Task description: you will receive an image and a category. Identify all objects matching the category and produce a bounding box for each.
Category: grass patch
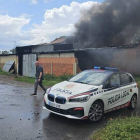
[44,73,72,81]
[0,68,10,75]
[15,74,72,87]
[0,68,72,86]
[1,67,139,87]
[91,116,140,140]
[15,76,35,84]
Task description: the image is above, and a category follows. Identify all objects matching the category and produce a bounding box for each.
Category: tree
[2,51,10,54]
[10,48,16,54]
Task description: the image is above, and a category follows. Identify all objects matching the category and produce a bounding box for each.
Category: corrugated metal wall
[23,54,36,77]
[53,44,73,51]
[32,45,54,53]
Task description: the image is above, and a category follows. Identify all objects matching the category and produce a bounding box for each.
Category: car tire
[128,94,137,110]
[88,101,104,122]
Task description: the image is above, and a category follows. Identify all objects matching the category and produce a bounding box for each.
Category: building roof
[49,37,66,45]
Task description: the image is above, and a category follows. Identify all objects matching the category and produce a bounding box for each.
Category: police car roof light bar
[94,66,119,71]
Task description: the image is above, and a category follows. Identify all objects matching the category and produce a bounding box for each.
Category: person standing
[30,61,46,96]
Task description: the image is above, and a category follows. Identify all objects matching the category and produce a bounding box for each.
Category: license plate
[48,101,61,109]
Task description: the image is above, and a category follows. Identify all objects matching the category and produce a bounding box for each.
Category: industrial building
[15,42,80,77]
[0,40,140,77]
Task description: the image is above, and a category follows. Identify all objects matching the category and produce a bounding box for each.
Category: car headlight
[69,95,90,102]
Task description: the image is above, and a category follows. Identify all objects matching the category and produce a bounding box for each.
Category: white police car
[43,67,139,122]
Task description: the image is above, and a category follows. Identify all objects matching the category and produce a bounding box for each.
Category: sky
[0,0,104,50]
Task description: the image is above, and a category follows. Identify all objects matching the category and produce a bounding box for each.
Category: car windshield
[69,71,109,85]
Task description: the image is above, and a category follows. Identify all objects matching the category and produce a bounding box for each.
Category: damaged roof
[49,37,66,45]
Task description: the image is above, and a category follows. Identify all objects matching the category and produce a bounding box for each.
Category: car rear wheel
[128,94,137,110]
[88,101,104,122]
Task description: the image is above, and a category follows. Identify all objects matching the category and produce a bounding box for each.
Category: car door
[104,73,122,110]
[119,73,134,105]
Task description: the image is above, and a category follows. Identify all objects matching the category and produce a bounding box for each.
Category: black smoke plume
[66,0,140,48]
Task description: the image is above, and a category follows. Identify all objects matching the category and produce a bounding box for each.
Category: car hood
[49,81,99,98]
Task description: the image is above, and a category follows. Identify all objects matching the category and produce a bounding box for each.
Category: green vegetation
[43,74,72,86]
[13,75,71,87]
[133,75,140,86]
[91,116,140,140]
[0,68,10,75]
[0,68,72,86]
[15,76,35,84]
[16,74,72,86]
[1,68,140,87]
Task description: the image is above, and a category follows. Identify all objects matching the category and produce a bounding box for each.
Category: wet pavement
[0,75,140,140]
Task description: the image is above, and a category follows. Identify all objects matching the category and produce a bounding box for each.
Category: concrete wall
[0,55,18,72]
[38,53,78,76]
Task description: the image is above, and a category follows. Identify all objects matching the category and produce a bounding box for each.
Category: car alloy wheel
[131,95,137,108]
[88,101,104,122]
[128,94,137,110]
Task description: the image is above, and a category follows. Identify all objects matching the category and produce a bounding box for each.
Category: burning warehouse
[1,0,140,76]
[13,42,140,76]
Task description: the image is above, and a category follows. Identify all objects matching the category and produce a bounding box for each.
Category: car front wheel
[128,94,137,110]
[88,101,104,122]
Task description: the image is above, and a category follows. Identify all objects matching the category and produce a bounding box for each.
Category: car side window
[129,75,134,83]
[120,74,132,85]
[110,74,120,86]
[104,80,109,89]
[104,74,120,89]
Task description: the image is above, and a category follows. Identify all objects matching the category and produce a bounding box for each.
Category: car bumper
[43,96,89,120]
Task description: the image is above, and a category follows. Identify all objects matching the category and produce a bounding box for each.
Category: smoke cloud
[66,0,140,48]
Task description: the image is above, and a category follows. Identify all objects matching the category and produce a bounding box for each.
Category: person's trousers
[34,79,46,94]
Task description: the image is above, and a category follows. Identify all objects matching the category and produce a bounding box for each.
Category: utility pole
[41,39,44,44]
[14,41,16,48]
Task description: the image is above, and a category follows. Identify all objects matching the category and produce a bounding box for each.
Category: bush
[91,116,140,140]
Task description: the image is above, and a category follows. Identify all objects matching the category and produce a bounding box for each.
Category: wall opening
[18,54,23,75]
